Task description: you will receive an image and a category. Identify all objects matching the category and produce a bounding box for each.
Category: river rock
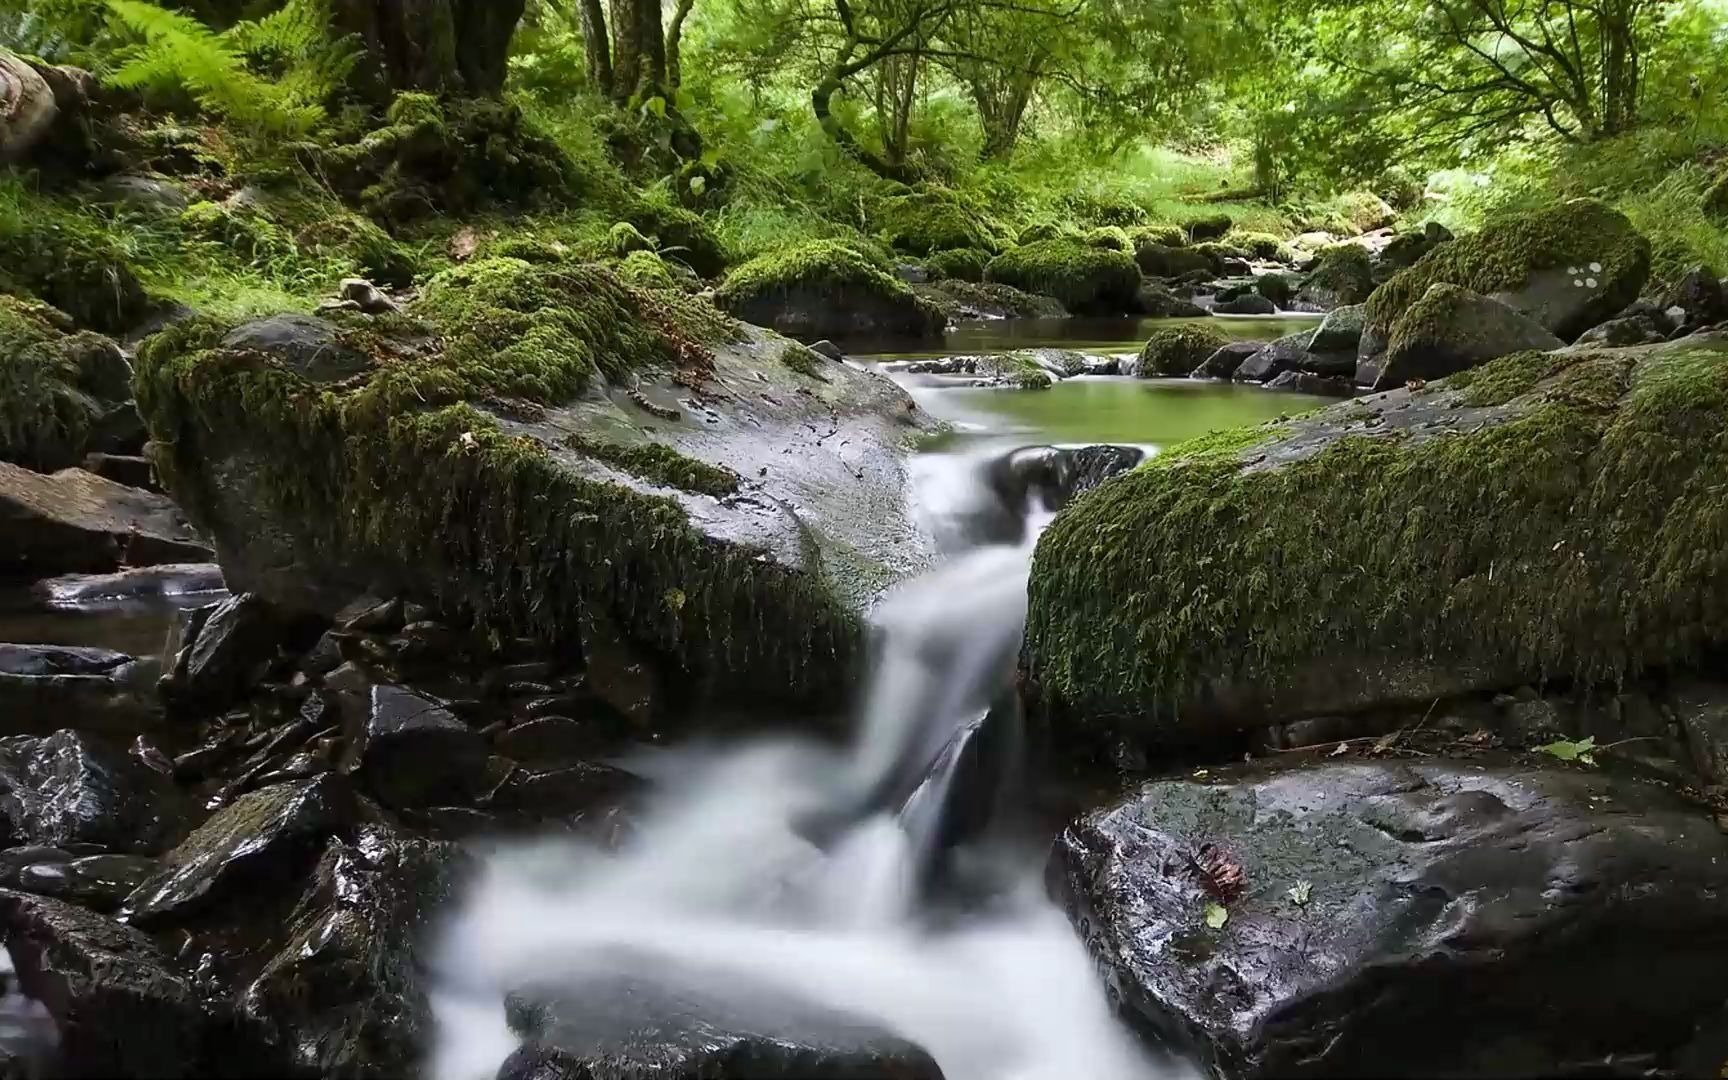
[32,562,225,606]
[1133,283,1209,318]
[0,464,212,575]
[715,242,943,340]
[1214,293,1276,316]
[137,259,938,715]
[1135,243,1213,279]
[17,853,157,911]
[1263,370,1352,396]
[0,730,182,854]
[344,684,487,809]
[122,776,356,925]
[1254,274,1294,309]
[1055,758,1728,1078]
[221,314,376,383]
[1232,331,1315,383]
[1659,266,1726,330]
[241,824,455,1077]
[1191,341,1261,380]
[499,977,943,1080]
[1307,304,1364,354]
[1674,680,1728,786]
[1369,284,1565,389]
[494,716,601,766]
[164,593,292,711]
[1023,333,1728,739]
[1292,246,1373,311]
[0,643,159,737]
[1576,313,1668,347]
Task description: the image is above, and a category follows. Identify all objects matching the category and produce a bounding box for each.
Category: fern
[102,0,354,138]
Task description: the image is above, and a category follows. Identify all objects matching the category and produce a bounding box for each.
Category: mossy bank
[137,257,939,712]
[1023,334,1728,743]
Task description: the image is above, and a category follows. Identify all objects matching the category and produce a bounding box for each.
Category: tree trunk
[579,0,615,98]
[665,0,696,90]
[636,0,667,100]
[1598,3,1639,136]
[812,67,918,184]
[609,0,641,104]
[332,0,527,101]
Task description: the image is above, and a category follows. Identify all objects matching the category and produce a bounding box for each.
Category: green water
[863,314,1334,449]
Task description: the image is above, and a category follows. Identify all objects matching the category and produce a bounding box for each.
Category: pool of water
[861,315,1333,449]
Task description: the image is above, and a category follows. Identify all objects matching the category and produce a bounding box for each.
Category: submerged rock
[136,259,938,714]
[0,643,159,737]
[0,463,212,576]
[31,562,225,605]
[1023,334,1728,739]
[1369,284,1564,389]
[1055,758,1728,1078]
[0,730,182,853]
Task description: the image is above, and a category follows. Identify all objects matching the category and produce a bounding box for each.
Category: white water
[429,447,1179,1080]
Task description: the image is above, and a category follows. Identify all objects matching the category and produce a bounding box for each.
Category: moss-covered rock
[1017,221,1073,245]
[1370,284,1564,390]
[1186,214,1232,242]
[608,222,654,257]
[1363,200,1650,345]
[1294,244,1374,311]
[1228,232,1293,261]
[136,259,940,713]
[923,248,989,283]
[1134,242,1212,279]
[1023,334,1728,743]
[0,201,153,334]
[0,296,129,470]
[715,240,944,341]
[984,241,1141,314]
[292,211,418,287]
[1061,192,1148,227]
[914,280,1068,321]
[875,189,1002,256]
[616,250,679,290]
[1129,224,1187,250]
[1085,226,1132,252]
[628,199,726,278]
[1136,324,1229,378]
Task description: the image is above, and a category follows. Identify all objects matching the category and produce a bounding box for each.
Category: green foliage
[566,433,741,496]
[1536,736,1598,765]
[984,240,1141,313]
[1138,323,1229,377]
[874,189,1002,255]
[1085,226,1132,252]
[610,222,654,256]
[0,176,153,332]
[103,0,356,138]
[0,296,105,469]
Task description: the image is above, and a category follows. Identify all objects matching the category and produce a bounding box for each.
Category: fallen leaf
[450,226,486,261]
[1462,728,1495,746]
[1536,736,1597,766]
[1329,741,1349,757]
[1204,903,1229,929]
[1287,880,1313,906]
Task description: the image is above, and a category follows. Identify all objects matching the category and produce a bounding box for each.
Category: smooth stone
[1377,284,1565,390]
[31,563,225,605]
[1191,341,1262,380]
[1308,303,1365,354]
[0,464,211,575]
[0,645,159,737]
[1233,331,1316,383]
[0,730,182,854]
[18,853,156,911]
[221,315,373,384]
[344,685,487,810]
[166,594,290,712]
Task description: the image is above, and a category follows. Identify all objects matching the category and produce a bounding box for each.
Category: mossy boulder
[914,280,1067,321]
[875,189,1001,256]
[1369,284,1564,390]
[1024,334,1728,743]
[1363,200,1650,351]
[628,199,726,278]
[616,250,679,290]
[1136,324,1229,378]
[1130,224,1187,250]
[1228,232,1292,261]
[715,240,944,341]
[608,222,654,257]
[0,296,132,470]
[985,241,1141,314]
[923,248,989,284]
[136,258,940,713]
[1186,214,1232,241]
[0,204,152,334]
[1293,245,1374,312]
[1085,226,1132,252]
[1134,242,1212,279]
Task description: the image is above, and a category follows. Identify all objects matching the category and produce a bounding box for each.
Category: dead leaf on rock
[450,226,487,262]
[1188,842,1246,903]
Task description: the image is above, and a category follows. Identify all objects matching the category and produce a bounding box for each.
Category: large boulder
[1134,242,1213,279]
[0,729,183,853]
[874,189,1002,256]
[985,240,1142,314]
[1137,324,1229,378]
[1367,284,1565,389]
[914,280,1067,320]
[1057,758,1728,1078]
[1292,246,1373,311]
[714,241,944,341]
[136,259,938,714]
[0,51,57,165]
[0,296,136,471]
[1362,200,1650,363]
[1023,334,1728,741]
[0,462,212,576]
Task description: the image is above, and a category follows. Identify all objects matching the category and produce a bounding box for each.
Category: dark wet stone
[1264,370,1353,396]
[17,853,156,912]
[1307,304,1365,355]
[0,647,159,738]
[499,976,943,1080]
[1214,293,1276,316]
[241,824,456,1078]
[1191,341,1261,380]
[1232,331,1316,383]
[344,685,487,810]
[31,562,224,605]
[0,730,182,854]
[0,463,212,575]
[1056,758,1728,1078]
[121,776,356,926]
[1254,274,1295,309]
[1377,285,1565,390]
[1576,314,1668,347]
[1133,284,1208,318]
[221,315,373,384]
[80,451,157,491]
[494,717,601,766]
[1675,679,1728,787]
[0,890,275,1077]
[1657,266,1726,328]
[168,593,290,711]
[487,762,637,822]
[581,617,660,729]
[336,595,405,634]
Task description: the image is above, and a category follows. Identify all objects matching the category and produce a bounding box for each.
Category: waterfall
[429,443,1173,1080]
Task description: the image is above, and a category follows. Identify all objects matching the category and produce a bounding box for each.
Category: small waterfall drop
[429,442,1171,1080]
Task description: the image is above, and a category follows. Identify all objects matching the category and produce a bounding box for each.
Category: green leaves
[1287,880,1313,906]
[1536,736,1598,766]
[1203,903,1230,929]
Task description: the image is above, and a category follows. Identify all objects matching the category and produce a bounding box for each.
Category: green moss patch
[984,240,1141,314]
[1025,338,1728,734]
[716,240,919,312]
[628,198,726,278]
[924,248,989,283]
[617,250,678,289]
[1364,200,1650,335]
[0,296,107,469]
[1301,245,1374,306]
[1138,324,1230,377]
[875,189,1002,255]
[566,434,740,497]
[1229,231,1292,261]
[0,184,154,333]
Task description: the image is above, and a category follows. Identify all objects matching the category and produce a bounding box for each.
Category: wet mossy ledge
[137,256,938,710]
[1023,334,1728,742]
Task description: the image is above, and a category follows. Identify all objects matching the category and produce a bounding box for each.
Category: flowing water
[429,444,1184,1080]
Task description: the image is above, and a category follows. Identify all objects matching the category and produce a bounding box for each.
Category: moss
[1363,200,1650,335]
[629,198,726,277]
[1023,339,1728,733]
[1085,226,1132,252]
[617,250,678,289]
[779,342,826,380]
[1187,213,1233,240]
[977,352,1054,390]
[984,240,1142,314]
[135,262,853,704]
[924,247,989,283]
[1138,323,1229,377]
[292,212,417,287]
[1706,169,1728,219]
[915,280,1068,320]
[0,296,105,469]
[876,189,1001,256]
[609,222,654,257]
[1302,244,1375,306]
[0,188,154,333]
[1130,224,1187,249]
[1018,221,1073,245]
[566,433,740,497]
[1061,192,1148,227]
[182,201,296,264]
[716,240,907,307]
[1229,231,1293,261]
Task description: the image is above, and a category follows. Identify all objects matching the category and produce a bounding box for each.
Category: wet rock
[122,776,356,925]
[499,977,943,1080]
[1056,759,1728,1078]
[809,340,844,361]
[31,562,224,606]
[1577,313,1668,347]
[220,315,373,384]
[168,594,290,711]
[1135,243,1214,279]
[1254,274,1294,309]
[0,464,212,575]
[1264,370,1352,396]
[1307,304,1364,355]
[1674,680,1728,786]
[0,730,181,854]
[0,644,159,737]
[338,277,399,315]
[336,595,406,633]
[240,825,455,1078]
[582,616,660,729]
[487,761,638,822]
[1214,293,1276,316]
[1293,246,1374,311]
[79,451,157,490]
[1232,331,1315,383]
[1191,341,1262,380]
[1133,283,1209,318]
[343,685,487,810]
[17,854,156,912]
[1659,267,1726,330]
[1372,284,1564,390]
[495,716,602,766]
